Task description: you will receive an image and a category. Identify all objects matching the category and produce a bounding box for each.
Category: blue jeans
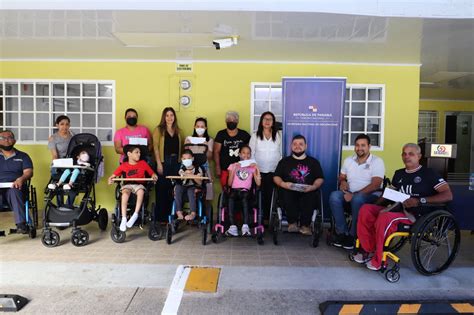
[329,190,378,236]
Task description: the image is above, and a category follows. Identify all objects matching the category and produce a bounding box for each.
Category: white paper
[52,158,73,167]
[290,183,311,192]
[383,188,410,203]
[188,137,206,144]
[0,182,13,188]
[238,159,256,168]
[129,137,148,145]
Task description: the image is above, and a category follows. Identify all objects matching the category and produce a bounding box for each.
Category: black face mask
[292,151,305,157]
[226,122,237,130]
[0,144,14,151]
[126,117,138,126]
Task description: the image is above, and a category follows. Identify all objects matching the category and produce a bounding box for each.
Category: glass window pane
[98,114,112,127]
[36,97,50,111]
[352,88,366,101]
[21,83,34,96]
[344,102,349,115]
[36,83,49,96]
[351,102,365,116]
[83,128,96,135]
[98,99,112,112]
[82,114,96,127]
[98,84,112,97]
[67,98,80,112]
[254,87,269,100]
[343,133,348,146]
[350,133,359,145]
[255,101,269,115]
[70,128,80,135]
[83,84,96,97]
[345,89,350,101]
[53,83,65,96]
[351,118,364,131]
[53,98,65,112]
[6,113,19,125]
[367,118,380,132]
[6,83,18,95]
[6,98,19,111]
[98,129,113,141]
[367,103,381,116]
[20,97,34,111]
[83,98,96,112]
[20,128,34,141]
[36,113,50,127]
[36,128,50,141]
[344,117,349,131]
[368,88,381,101]
[69,114,80,127]
[21,113,34,126]
[67,83,80,96]
[0,83,3,95]
[367,133,380,146]
[270,87,282,101]
[254,116,260,131]
[271,101,282,116]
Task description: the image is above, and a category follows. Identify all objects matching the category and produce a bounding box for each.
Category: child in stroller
[48,150,90,191]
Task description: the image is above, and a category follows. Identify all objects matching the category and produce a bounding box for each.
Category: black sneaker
[16,223,28,234]
[342,235,354,250]
[332,233,345,248]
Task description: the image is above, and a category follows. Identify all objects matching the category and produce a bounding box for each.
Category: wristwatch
[420,197,427,204]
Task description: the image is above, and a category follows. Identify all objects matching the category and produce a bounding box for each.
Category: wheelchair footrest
[0,230,5,237]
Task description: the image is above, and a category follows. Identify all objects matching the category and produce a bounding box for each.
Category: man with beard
[273,135,324,235]
[0,130,34,234]
[329,134,385,249]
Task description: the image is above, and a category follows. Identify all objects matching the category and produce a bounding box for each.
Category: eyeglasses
[0,136,14,141]
[263,117,273,121]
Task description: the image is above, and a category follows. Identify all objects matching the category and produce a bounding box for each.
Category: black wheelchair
[0,180,38,239]
[269,187,324,248]
[349,204,461,283]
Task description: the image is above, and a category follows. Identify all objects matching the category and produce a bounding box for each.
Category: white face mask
[195,128,205,136]
[182,159,193,168]
[79,153,89,162]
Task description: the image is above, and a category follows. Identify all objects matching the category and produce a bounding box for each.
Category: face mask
[126,117,137,126]
[226,122,237,130]
[79,153,89,162]
[195,128,206,136]
[182,159,193,168]
[0,144,14,151]
[292,151,305,157]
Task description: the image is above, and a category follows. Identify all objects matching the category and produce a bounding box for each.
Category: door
[445,113,473,173]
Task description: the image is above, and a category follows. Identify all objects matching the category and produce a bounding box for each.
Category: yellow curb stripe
[451,303,474,313]
[339,304,363,315]
[184,267,221,293]
[398,304,421,314]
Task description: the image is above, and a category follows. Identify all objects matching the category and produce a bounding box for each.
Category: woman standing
[48,115,73,160]
[249,111,282,224]
[153,107,182,222]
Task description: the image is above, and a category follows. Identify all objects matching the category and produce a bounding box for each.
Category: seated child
[48,150,91,191]
[226,145,261,236]
[108,145,158,232]
[175,149,204,221]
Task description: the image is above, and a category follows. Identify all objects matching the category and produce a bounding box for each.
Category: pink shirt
[228,163,256,190]
[114,125,151,162]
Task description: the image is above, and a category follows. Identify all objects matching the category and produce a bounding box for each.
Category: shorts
[121,184,146,194]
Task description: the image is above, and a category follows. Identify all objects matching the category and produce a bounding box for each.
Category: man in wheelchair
[0,130,34,234]
[273,135,324,235]
[354,143,453,271]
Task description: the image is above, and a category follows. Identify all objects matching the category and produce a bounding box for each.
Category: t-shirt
[228,163,256,190]
[215,129,251,170]
[0,149,34,182]
[113,160,155,184]
[392,165,448,215]
[48,132,73,158]
[274,155,324,185]
[341,154,385,192]
[178,164,204,187]
[113,125,151,162]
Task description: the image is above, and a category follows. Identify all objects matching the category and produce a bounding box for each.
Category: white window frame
[0,79,116,145]
[418,110,438,143]
[250,82,385,150]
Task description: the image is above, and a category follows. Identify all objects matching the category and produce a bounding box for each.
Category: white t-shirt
[341,154,385,193]
[249,131,282,173]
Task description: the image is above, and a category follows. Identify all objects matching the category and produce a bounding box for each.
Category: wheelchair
[349,204,461,283]
[269,187,324,248]
[0,180,38,239]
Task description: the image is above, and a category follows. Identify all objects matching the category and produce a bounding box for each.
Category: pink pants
[357,204,412,268]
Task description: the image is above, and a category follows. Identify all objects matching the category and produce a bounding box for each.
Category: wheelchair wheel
[28,225,36,239]
[257,230,264,245]
[166,223,173,245]
[110,227,126,243]
[311,213,322,248]
[97,208,108,231]
[411,210,461,276]
[211,230,222,244]
[42,230,60,247]
[71,229,89,247]
[148,222,163,241]
[202,224,208,245]
[385,268,400,283]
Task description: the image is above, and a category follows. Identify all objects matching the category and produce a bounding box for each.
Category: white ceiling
[0,7,473,93]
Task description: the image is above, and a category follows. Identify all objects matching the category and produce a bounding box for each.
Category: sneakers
[226,225,238,237]
[16,223,28,234]
[119,217,127,232]
[333,233,354,250]
[126,213,138,228]
[366,260,381,271]
[47,183,58,190]
[287,223,299,233]
[241,224,251,236]
[332,233,345,248]
[353,252,373,264]
[299,226,312,236]
[63,183,72,190]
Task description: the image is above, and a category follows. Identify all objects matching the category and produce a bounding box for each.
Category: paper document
[290,183,311,192]
[238,159,256,168]
[129,137,148,145]
[0,182,14,188]
[52,158,73,167]
[188,137,206,144]
[383,188,410,203]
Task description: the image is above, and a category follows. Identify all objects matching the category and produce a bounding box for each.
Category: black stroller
[41,133,108,247]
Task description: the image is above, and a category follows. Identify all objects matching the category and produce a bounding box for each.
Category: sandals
[184,212,197,221]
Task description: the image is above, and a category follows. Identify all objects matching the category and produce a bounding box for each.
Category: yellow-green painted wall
[1,61,420,211]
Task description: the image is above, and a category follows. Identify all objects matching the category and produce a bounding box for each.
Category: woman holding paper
[48,115,73,160]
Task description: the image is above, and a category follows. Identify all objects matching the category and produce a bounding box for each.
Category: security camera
[212,37,238,50]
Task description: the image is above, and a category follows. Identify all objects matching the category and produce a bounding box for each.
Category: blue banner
[282,77,346,218]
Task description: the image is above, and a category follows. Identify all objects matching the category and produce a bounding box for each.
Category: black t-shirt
[215,129,251,170]
[274,155,324,185]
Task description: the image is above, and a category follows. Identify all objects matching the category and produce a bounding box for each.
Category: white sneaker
[241,224,251,236]
[126,213,138,228]
[366,260,381,271]
[226,225,238,237]
[63,184,72,190]
[48,183,57,190]
[120,217,127,232]
[353,252,372,264]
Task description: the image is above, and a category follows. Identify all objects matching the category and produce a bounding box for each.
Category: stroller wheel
[110,227,126,243]
[98,208,108,231]
[148,222,163,241]
[71,230,89,247]
[28,226,37,239]
[42,230,60,248]
[166,224,173,245]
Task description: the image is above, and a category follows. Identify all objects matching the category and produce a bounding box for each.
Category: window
[418,111,438,143]
[250,83,385,149]
[0,80,115,143]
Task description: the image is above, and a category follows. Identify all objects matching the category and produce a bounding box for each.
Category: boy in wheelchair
[353,143,453,271]
[108,145,158,232]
